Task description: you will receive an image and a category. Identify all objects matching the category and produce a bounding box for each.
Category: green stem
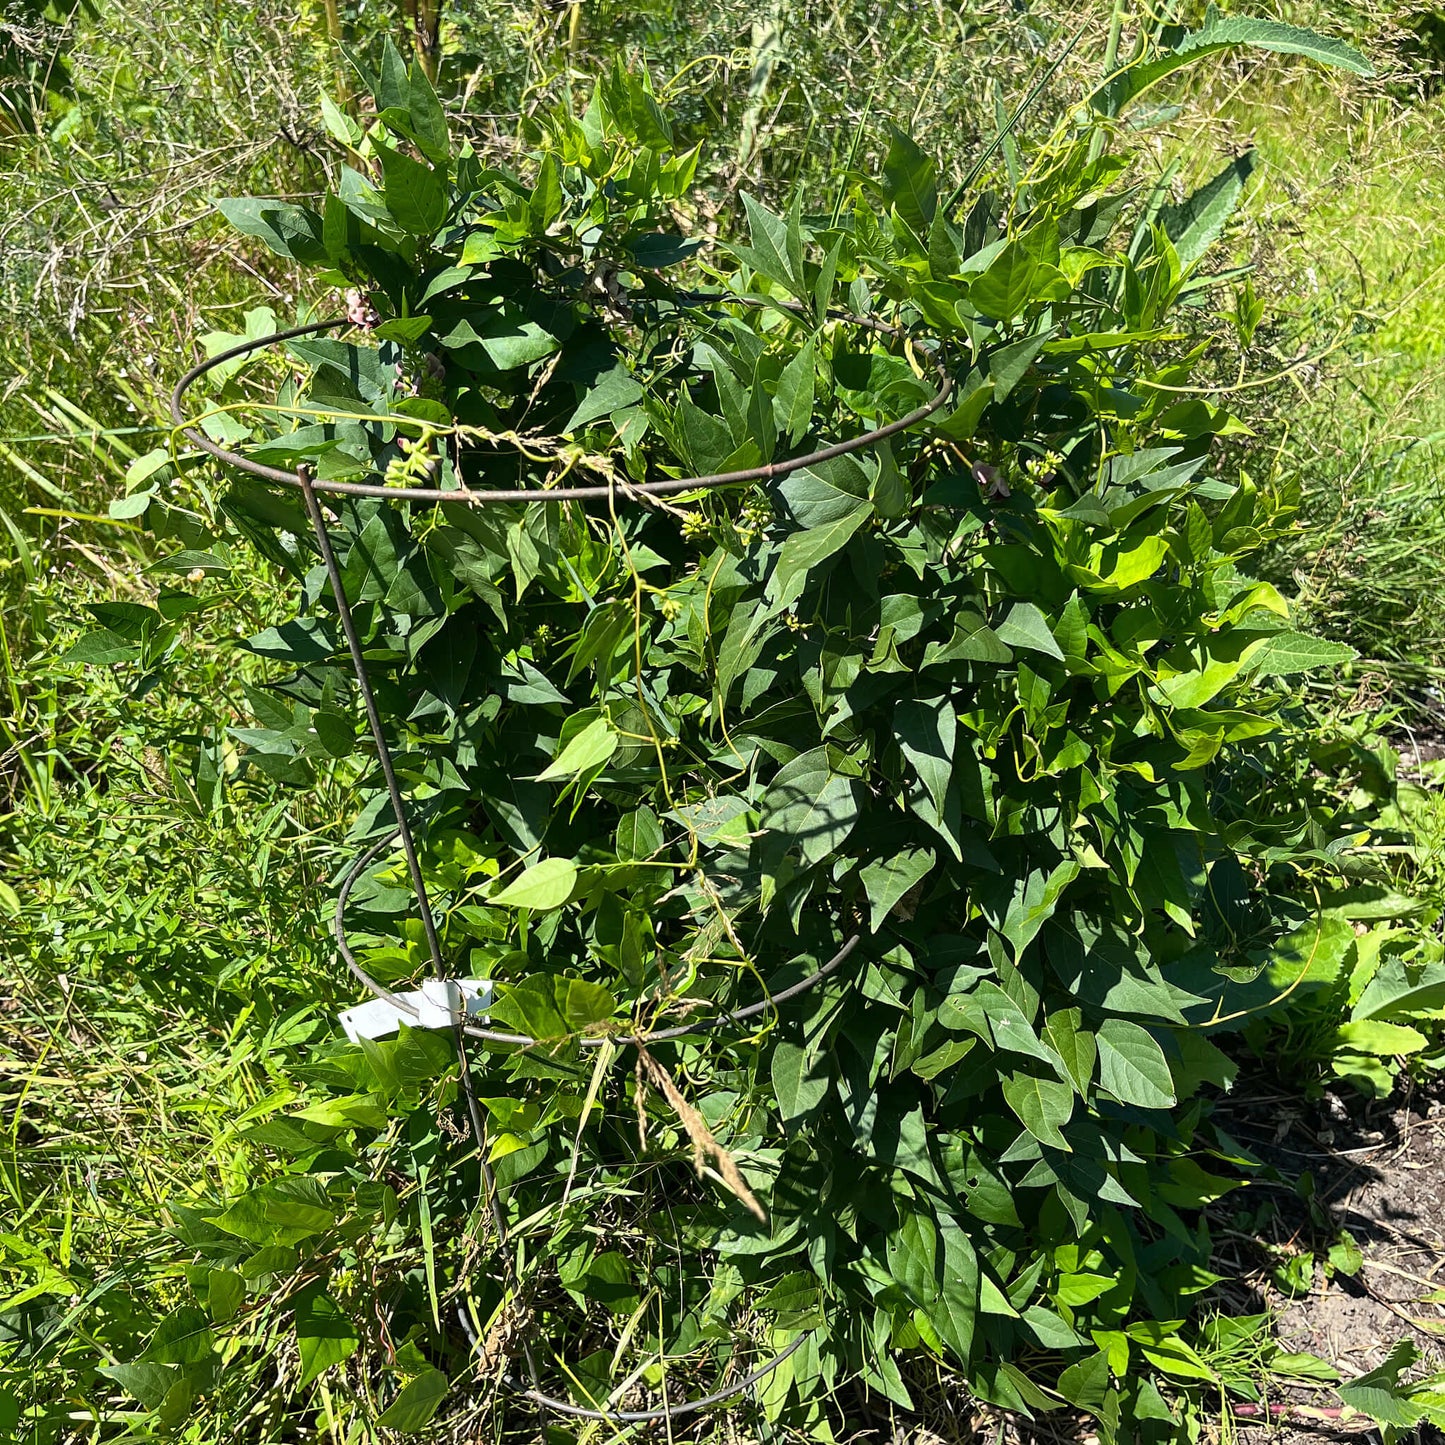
[321,0,351,103]
[1103,0,1126,75]
[1090,0,1128,160]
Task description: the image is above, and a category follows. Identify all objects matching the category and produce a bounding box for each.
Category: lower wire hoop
[502,1330,808,1423]
[335,831,862,1049]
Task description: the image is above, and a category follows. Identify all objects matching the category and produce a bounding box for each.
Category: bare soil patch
[1211,1072,1445,1442]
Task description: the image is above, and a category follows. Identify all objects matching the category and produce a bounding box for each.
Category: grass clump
[1184,9,1445,684]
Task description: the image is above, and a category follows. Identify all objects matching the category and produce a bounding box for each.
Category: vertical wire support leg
[294,467,544,1401]
[294,467,447,985]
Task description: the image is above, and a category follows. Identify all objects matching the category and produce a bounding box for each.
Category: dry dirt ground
[1210,1071,1445,1443]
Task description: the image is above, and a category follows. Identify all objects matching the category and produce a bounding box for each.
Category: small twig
[1360,1257,1445,1293]
[1229,1401,1360,1425]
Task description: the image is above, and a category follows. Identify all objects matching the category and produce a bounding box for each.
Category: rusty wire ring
[335,830,861,1048]
[167,303,954,503]
[179,290,950,1423]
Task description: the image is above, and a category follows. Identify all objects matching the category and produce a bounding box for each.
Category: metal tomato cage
[169,300,952,1424]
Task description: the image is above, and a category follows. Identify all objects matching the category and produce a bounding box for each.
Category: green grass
[1194,44,1445,683]
[0,527,352,1433]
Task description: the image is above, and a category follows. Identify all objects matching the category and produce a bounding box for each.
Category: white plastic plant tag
[415,978,491,1028]
[338,977,493,1043]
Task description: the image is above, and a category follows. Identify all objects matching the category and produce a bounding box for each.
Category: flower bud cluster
[344,288,380,329]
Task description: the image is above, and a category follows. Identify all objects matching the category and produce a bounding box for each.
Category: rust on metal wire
[168,303,955,504]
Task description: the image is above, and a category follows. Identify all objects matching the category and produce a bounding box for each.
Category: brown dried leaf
[634,1043,767,1223]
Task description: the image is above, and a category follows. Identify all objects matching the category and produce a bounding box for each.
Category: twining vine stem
[175,297,949,1422]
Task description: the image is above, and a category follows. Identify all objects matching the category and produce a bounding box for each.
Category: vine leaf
[536,717,617,781]
[294,1288,359,1387]
[882,127,937,236]
[491,857,578,910]
[779,454,874,528]
[922,1224,979,1359]
[886,1205,940,1306]
[773,338,816,444]
[489,976,615,1039]
[761,747,860,867]
[995,602,1065,661]
[859,846,935,931]
[212,198,328,265]
[1043,1009,1097,1093]
[772,1040,829,1122]
[731,192,806,299]
[406,62,450,164]
[565,365,645,433]
[374,139,447,235]
[97,1364,181,1415]
[377,1369,448,1430]
[1097,1019,1176,1108]
[895,697,954,816]
[767,503,869,611]
[1001,1070,1074,1149]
